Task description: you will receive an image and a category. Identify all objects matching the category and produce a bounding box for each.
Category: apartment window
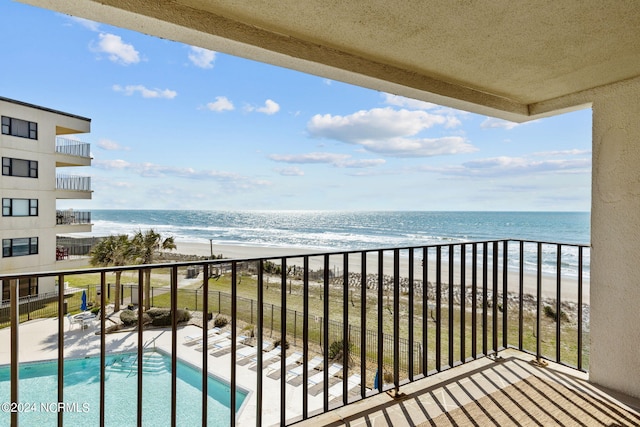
[1,116,37,139]
[2,237,38,257]
[2,198,38,216]
[2,278,38,302]
[2,157,38,178]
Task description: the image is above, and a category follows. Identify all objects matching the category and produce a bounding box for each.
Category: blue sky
[1,1,592,211]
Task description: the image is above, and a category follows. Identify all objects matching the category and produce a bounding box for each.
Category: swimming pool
[0,351,247,426]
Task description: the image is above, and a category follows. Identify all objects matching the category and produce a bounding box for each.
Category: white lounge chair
[308,363,343,386]
[265,351,303,374]
[236,341,272,361]
[287,355,323,380]
[183,327,221,346]
[195,331,230,351]
[328,373,361,398]
[210,335,249,354]
[250,345,281,366]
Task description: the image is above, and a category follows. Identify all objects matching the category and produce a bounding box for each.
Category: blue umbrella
[81,290,87,311]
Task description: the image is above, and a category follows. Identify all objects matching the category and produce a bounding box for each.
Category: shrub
[145,308,191,326]
[543,305,569,322]
[241,324,255,337]
[214,315,229,328]
[120,309,137,326]
[90,306,101,315]
[328,340,354,365]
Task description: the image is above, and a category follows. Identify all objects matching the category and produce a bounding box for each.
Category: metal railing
[0,239,590,426]
[55,175,91,192]
[55,137,91,158]
[56,210,91,225]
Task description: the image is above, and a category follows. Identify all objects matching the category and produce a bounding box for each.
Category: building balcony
[55,137,91,167]
[55,209,91,233]
[1,240,638,425]
[55,174,92,199]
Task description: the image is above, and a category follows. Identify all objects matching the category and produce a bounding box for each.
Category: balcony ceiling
[21,0,640,121]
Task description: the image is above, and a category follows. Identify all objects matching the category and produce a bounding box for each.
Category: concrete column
[590,79,640,398]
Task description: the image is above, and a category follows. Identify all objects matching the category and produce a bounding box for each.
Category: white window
[1,116,37,139]
[2,198,38,216]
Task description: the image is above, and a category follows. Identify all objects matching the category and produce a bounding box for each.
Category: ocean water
[87,210,590,277]
[89,210,589,249]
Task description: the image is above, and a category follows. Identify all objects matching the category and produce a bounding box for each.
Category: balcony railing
[1,239,590,426]
[56,210,91,225]
[55,174,91,192]
[55,137,91,158]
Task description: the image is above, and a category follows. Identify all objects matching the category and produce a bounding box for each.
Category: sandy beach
[175,241,590,304]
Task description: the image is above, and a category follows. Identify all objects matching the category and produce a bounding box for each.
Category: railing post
[323,254,330,411]
[448,245,454,368]
[460,244,466,363]
[256,260,264,426]
[519,241,524,350]
[435,246,441,372]
[170,266,178,427]
[377,250,384,392]
[303,256,309,419]
[229,261,235,427]
[57,273,65,427]
[578,246,584,371]
[408,248,414,381]
[492,241,498,355]
[360,251,367,399]
[556,244,562,363]
[422,247,429,374]
[342,253,350,404]
[10,280,19,427]
[533,242,548,367]
[280,258,287,425]
[393,249,400,396]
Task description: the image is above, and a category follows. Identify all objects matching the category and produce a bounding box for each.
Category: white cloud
[113,84,177,99]
[358,136,477,157]
[188,46,216,69]
[421,155,591,177]
[97,139,130,151]
[275,167,304,176]
[307,107,474,157]
[532,149,592,156]
[309,108,448,141]
[246,99,280,115]
[269,152,385,168]
[68,16,100,31]
[383,94,437,110]
[92,159,270,189]
[480,117,538,130]
[257,99,280,115]
[93,33,140,65]
[206,96,234,112]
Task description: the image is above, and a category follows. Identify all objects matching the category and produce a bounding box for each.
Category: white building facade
[0,96,91,300]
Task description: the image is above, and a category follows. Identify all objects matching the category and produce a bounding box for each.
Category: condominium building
[0,96,91,301]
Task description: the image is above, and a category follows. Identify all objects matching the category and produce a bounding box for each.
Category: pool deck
[0,316,324,426]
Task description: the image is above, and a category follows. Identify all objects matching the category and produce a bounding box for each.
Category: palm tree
[132,229,176,310]
[89,234,134,312]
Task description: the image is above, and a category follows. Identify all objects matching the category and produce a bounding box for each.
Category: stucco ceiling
[20,0,640,121]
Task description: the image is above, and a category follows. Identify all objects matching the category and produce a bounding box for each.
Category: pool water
[0,351,247,426]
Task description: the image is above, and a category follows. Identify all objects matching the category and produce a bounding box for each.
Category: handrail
[3,238,591,425]
[55,137,91,158]
[127,336,160,377]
